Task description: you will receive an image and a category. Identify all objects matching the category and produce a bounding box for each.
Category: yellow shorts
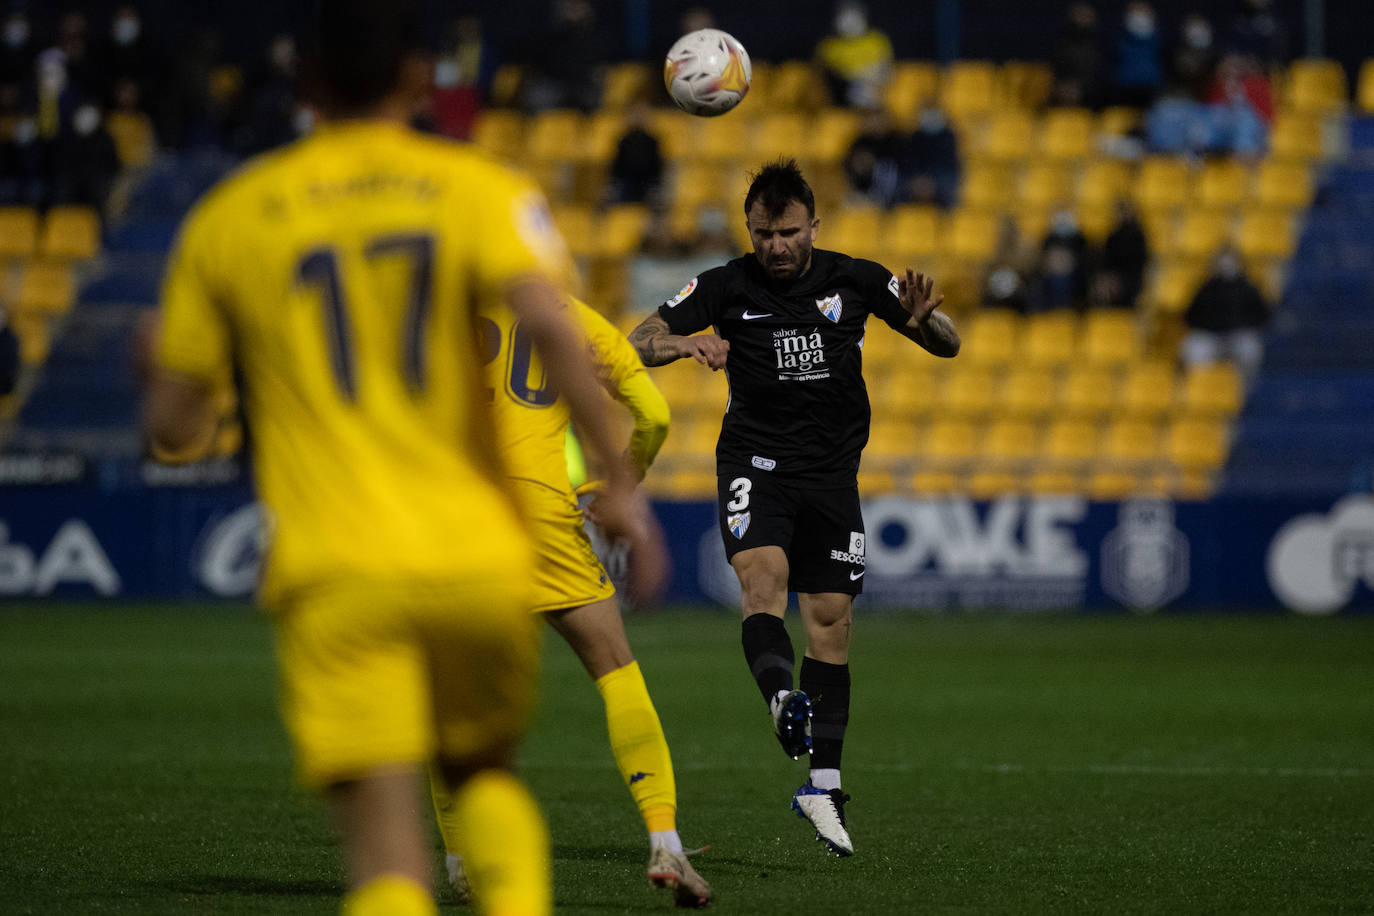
[273,575,540,788]
[510,478,616,614]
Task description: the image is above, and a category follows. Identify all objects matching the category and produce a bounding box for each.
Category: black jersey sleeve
[656,266,727,335]
[855,259,911,331]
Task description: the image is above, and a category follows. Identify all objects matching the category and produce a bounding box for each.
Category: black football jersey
[657,249,911,486]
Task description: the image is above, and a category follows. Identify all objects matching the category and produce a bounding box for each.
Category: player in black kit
[628,160,959,857]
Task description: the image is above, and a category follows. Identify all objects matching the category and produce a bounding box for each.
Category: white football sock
[809,768,842,791]
[650,829,684,853]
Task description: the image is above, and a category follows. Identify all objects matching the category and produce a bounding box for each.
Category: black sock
[801,657,850,772]
[741,613,794,708]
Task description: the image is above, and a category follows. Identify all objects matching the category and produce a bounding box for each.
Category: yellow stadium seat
[998,366,1057,418]
[528,109,586,166]
[942,209,1000,261]
[648,110,693,161]
[12,313,50,364]
[1013,205,1054,244]
[812,108,863,165]
[1022,309,1079,367]
[1079,309,1139,366]
[598,205,648,258]
[960,164,1016,210]
[1282,59,1347,115]
[967,468,1022,499]
[470,109,525,162]
[1134,156,1190,213]
[551,204,596,258]
[39,206,100,260]
[884,61,940,129]
[908,469,960,495]
[940,365,1000,416]
[1269,113,1324,160]
[999,61,1053,109]
[1086,468,1144,500]
[961,307,1021,366]
[978,110,1035,162]
[1039,108,1094,160]
[1075,204,1116,244]
[887,204,941,259]
[1119,362,1178,419]
[1028,467,1082,495]
[1194,159,1251,210]
[1059,365,1118,417]
[754,112,808,164]
[602,62,651,109]
[857,467,898,493]
[940,61,997,121]
[1041,419,1100,466]
[1165,417,1229,470]
[1077,159,1133,209]
[1021,162,1076,210]
[919,419,981,464]
[1148,261,1207,314]
[17,261,75,315]
[825,207,884,263]
[983,418,1040,465]
[489,64,523,107]
[662,468,720,500]
[1359,59,1374,115]
[695,116,749,165]
[1252,160,1313,209]
[577,111,627,166]
[1179,363,1244,416]
[0,206,38,261]
[105,110,156,168]
[1235,209,1296,261]
[867,418,918,458]
[1101,419,1161,465]
[1097,106,1141,138]
[1171,209,1232,260]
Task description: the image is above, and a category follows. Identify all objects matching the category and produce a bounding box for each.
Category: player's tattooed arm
[629,314,730,369]
[894,268,960,358]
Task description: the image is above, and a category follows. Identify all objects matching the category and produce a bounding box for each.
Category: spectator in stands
[1145,79,1210,155]
[1096,197,1149,307]
[1111,1,1163,108]
[1170,13,1217,99]
[105,77,157,167]
[1031,206,1091,311]
[816,1,893,108]
[1,9,34,87]
[607,100,663,205]
[54,11,98,100]
[679,7,715,34]
[1203,52,1271,161]
[1182,244,1270,380]
[1050,2,1106,109]
[430,16,495,140]
[52,102,120,210]
[902,101,960,209]
[0,115,44,206]
[1224,0,1287,69]
[234,34,302,155]
[981,215,1034,313]
[33,49,83,143]
[521,0,606,112]
[842,106,905,209]
[99,5,163,110]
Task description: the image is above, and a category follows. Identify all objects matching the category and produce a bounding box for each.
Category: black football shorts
[715,469,867,595]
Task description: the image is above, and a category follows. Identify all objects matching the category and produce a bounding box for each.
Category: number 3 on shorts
[726,477,751,512]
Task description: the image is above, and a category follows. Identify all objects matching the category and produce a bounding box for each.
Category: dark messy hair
[304,0,427,114]
[743,158,816,219]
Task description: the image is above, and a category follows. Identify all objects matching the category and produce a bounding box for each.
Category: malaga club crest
[816,293,842,323]
[728,511,751,539]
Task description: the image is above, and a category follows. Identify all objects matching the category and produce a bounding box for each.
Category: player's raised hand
[682,333,730,370]
[896,269,944,324]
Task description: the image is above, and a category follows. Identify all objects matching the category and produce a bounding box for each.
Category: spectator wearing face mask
[1171,13,1216,98]
[1182,244,1271,381]
[902,101,960,209]
[1112,1,1163,108]
[1096,198,1149,308]
[843,106,905,208]
[1031,207,1091,312]
[816,1,893,108]
[52,102,120,210]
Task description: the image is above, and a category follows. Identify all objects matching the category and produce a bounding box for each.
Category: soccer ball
[663,28,752,117]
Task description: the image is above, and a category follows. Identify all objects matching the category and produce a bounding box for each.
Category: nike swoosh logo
[742,310,772,320]
[849,569,865,580]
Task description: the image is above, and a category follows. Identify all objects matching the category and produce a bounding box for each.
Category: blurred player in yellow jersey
[141,2,666,915]
[431,298,711,908]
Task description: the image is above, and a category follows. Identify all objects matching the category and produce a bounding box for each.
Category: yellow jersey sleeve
[574,301,669,474]
[471,172,574,298]
[156,199,233,387]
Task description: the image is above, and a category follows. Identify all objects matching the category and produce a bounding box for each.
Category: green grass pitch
[2,604,1373,914]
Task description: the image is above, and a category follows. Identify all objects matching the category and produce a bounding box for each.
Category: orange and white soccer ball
[663,28,752,117]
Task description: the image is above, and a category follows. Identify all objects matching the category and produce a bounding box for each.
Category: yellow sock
[341,875,436,916]
[451,769,551,916]
[595,661,677,833]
